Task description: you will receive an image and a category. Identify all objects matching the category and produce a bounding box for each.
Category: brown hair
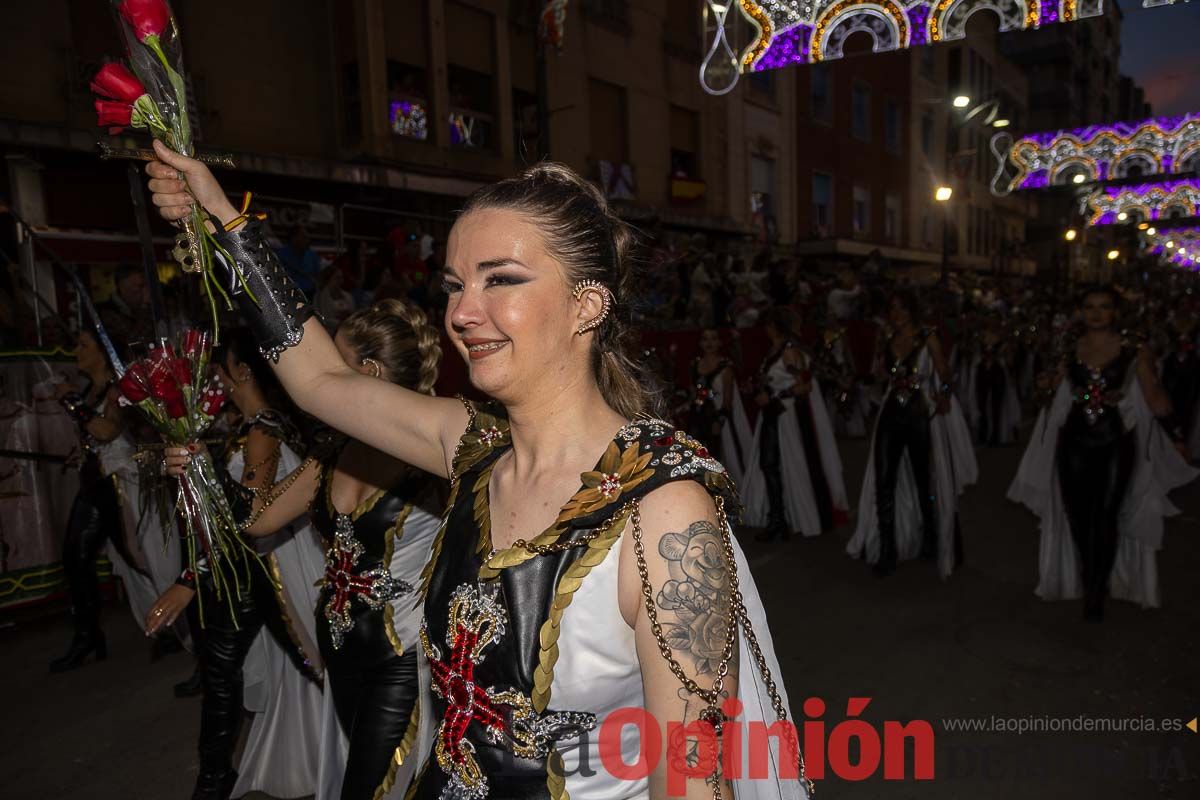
[338,298,441,394]
[460,162,661,418]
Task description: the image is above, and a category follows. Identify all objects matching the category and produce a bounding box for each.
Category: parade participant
[49,329,161,671]
[206,300,444,800]
[816,324,870,439]
[146,146,810,800]
[959,312,1021,446]
[683,328,752,485]
[1160,299,1199,461]
[147,330,324,800]
[847,290,977,578]
[742,307,847,540]
[1009,286,1198,620]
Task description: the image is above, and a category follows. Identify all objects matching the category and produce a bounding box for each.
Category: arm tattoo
[653,520,733,677]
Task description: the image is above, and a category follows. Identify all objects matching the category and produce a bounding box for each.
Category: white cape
[847,347,979,578]
[232,444,327,799]
[741,380,848,537]
[1007,380,1198,608]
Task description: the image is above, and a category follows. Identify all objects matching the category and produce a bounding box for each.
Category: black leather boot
[49,617,107,672]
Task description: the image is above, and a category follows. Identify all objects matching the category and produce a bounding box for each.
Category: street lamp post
[935,185,953,286]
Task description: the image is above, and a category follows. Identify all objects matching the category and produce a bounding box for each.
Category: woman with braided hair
[147,143,809,800]
[171,299,446,800]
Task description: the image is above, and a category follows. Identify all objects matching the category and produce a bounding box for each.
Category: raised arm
[145,141,466,478]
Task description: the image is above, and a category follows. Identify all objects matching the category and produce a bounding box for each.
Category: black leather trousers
[193,559,307,800]
[61,476,122,638]
[795,395,834,532]
[1056,417,1136,618]
[758,404,788,534]
[975,360,1007,445]
[327,647,420,800]
[873,398,937,570]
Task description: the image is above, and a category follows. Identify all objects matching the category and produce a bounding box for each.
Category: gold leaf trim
[373,693,421,800]
[381,501,416,657]
[267,552,319,678]
[416,482,456,603]
[402,759,429,800]
[547,748,570,800]
[531,508,631,713]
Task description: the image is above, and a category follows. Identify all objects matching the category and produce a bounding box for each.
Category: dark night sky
[1118,0,1200,116]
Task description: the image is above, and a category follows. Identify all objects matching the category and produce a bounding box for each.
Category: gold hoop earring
[573,279,612,336]
[361,358,382,378]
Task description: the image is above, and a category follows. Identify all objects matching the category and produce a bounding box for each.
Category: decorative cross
[428,623,508,767]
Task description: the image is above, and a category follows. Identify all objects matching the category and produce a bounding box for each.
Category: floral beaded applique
[555,418,738,529]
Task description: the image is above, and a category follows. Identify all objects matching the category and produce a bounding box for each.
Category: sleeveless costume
[1009,339,1199,617]
[684,357,751,485]
[411,404,810,800]
[848,331,978,578]
[309,443,442,800]
[192,411,325,800]
[205,220,810,800]
[741,343,848,538]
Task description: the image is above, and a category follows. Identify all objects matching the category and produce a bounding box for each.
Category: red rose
[198,381,227,417]
[95,99,133,134]
[90,63,145,104]
[117,362,152,403]
[181,329,208,360]
[148,370,182,403]
[118,0,169,42]
[164,395,188,419]
[172,357,194,389]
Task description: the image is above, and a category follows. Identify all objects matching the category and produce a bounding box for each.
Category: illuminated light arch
[994,113,1200,193]
[930,0,1025,43]
[1110,149,1160,179]
[1085,178,1200,226]
[723,0,1152,79]
[1144,225,1200,270]
[1049,156,1096,186]
[1176,144,1200,175]
[813,1,910,62]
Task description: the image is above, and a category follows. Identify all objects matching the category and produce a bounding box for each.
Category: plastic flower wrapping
[94,0,248,336]
[117,328,264,625]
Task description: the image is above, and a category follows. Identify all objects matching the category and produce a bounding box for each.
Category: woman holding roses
[147,147,810,800]
[147,330,325,800]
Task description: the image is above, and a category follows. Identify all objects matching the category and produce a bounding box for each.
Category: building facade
[1,0,797,277]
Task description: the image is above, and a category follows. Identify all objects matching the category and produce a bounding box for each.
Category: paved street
[2,428,1197,800]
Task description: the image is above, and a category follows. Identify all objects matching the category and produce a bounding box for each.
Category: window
[852,83,871,141]
[853,186,870,234]
[920,46,935,80]
[748,70,777,103]
[751,156,777,240]
[885,194,901,242]
[810,64,831,123]
[921,112,934,156]
[589,78,628,164]
[812,172,834,232]
[447,65,496,150]
[885,101,902,154]
[669,105,701,179]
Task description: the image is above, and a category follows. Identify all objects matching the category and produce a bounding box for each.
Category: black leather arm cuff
[212,221,314,362]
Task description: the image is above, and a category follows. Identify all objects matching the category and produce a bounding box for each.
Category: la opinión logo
[587,696,935,795]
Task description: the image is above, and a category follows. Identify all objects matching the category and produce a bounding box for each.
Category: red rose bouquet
[118,328,261,623]
[94,0,249,335]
